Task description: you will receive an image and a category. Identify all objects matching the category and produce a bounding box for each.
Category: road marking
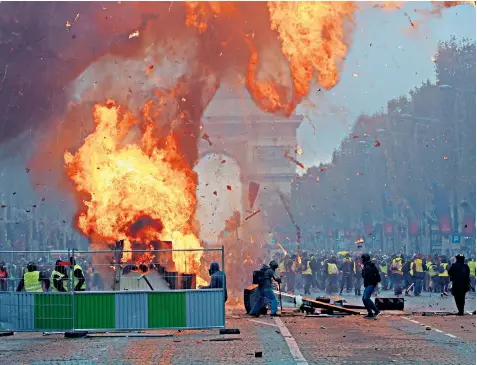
[273,317,309,365]
[247,319,279,328]
[401,316,460,340]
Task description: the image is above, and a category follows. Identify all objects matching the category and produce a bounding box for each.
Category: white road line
[247,319,279,328]
[401,316,460,340]
[273,317,309,365]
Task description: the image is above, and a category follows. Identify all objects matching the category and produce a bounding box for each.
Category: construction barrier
[0,247,226,332]
[0,289,225,331]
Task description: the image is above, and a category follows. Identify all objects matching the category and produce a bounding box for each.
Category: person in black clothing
[200,262,228,302]
[309,255,320,290]
[361,254,381,319]
[402,258,413,290]
[353,257,363,296]
[448,254,471,316]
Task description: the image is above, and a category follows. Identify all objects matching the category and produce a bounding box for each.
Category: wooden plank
[272,290,361,315]
[301,298,361,315]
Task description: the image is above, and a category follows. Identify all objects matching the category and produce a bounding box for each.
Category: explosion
[64,100,201,273]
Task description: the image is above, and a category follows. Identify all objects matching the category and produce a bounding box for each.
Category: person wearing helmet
[361,254,381,319]
[16,262,50,292]
[249,260,281,317]
[448,254,471,316]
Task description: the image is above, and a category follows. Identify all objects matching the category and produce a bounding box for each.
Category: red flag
[248,182,260,209]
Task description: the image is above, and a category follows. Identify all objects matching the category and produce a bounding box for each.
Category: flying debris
[128,30,140,39]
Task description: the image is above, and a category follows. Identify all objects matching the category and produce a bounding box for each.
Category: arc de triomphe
[199,84,303,239]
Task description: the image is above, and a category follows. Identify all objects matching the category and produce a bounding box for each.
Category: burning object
[64,101,202,275]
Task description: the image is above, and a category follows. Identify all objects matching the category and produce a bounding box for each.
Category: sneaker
[374,310,381,317]
[249,313,260,318]
[363,314,375,320]
[270,313,281,317]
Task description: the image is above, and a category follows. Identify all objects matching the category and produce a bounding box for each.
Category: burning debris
[128,30,140,39]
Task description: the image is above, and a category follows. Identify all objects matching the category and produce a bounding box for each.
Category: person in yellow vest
[324,256,339,295]
[411,253,426,296]
[301,254,313,295]
[426,259,439,292]
[378,260,388,291]
[339,254,353,294]
[16,262,49,292]
[70,258,86,291]
[391,254,404,295]
[51,260,69,292]
[438,257,450,296]
[468,255,476,292]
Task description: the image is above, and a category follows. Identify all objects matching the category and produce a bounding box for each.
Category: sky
[296,2,476,167]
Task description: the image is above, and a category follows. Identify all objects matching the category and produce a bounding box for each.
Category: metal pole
[71,248,75,332]
[221,245,225,327]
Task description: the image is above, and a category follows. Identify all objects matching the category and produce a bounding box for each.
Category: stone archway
[199,84,303,242]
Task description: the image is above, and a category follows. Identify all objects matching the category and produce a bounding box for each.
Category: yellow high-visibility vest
[303,261,312,275]
[469,261,476,277]
[413,259,424,273]
[50,270,66,292]
[24,271,43,292]
[438,263,449,277]
[73,264,86,290]
[391,258,403,272]
[427,262,437,277]
[327,263,338,275]
[379,264,387,273]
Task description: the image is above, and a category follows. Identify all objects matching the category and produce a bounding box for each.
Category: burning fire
[64,101,202,273]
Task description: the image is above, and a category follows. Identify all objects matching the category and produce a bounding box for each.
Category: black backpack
[253,268,266,285]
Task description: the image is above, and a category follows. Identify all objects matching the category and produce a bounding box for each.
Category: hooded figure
[201,262,227,302]
[361,254,381,319]
[249,260,281,317]
[448,254,470,315]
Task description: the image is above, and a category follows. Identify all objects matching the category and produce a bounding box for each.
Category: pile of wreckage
[244,284,405,317]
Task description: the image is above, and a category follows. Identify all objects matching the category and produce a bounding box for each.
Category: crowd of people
[0,257,103,292]
[271,251,475,298]
[247,250,475,318]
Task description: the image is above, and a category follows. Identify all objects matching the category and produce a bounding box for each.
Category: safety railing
[0,247,226,332]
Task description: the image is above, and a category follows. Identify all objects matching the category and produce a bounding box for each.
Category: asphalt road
[1,308,475,365]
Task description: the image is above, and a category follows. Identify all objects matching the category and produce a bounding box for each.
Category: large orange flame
[64,100,202,273]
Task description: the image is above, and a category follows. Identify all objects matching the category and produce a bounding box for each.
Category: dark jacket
[340,258,353,274]
[259,264,279,289]
[202,262,228,302]
[448,261,470,293]
[362,262,381,288]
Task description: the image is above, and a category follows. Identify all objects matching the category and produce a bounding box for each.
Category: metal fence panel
[75,293,115,330]
[34,293,73,331]
[185,289,225,328]
[148,291,186,328]
[115,292,148,329]
[0,293,34,331]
